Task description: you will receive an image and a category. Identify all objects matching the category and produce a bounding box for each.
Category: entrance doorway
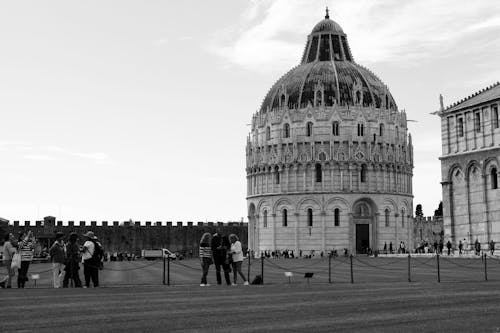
[356,224,369,254]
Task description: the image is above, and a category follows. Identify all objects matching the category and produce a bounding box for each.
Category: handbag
[11,253,21,270]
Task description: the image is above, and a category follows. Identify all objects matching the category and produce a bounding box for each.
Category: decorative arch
[447,163,463,182]
[296,197,322,212]
[272,198,294,214]
[381,198,398,214]
[256,199,270,214]
[325,196,351,212]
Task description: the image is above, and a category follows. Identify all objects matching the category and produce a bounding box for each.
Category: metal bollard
[329,254,332,284]
[261,255,264,285]
[163,256,166,285]
[167,256,171,286]
[408,254,411,282]
[484,253,488,281]
[247,253,251,283]
[436,254,440,283]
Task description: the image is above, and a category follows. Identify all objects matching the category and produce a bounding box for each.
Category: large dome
[259,12,397,113]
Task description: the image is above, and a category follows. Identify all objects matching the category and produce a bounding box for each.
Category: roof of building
[443,82,500,113]
[259,11,397,113]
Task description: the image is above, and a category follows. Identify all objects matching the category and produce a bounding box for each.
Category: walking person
[17,231,35,288]
[474,239,481,256]
[199,232,212,286]
[459,240,463,255]
[446,240,452,256]
[229,234,249,286]
[81,231,102,288]
[490,240,495,255]
[389,242,393,254]
[63,232,82,288]
[0,233,18,288]
[49,232,66,288]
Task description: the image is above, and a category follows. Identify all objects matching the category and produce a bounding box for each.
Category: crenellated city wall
[0,217,248,256]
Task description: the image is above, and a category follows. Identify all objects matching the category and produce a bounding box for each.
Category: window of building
[315,163,322,182]
[493,105,499,129]
[384,209,390,227]
[316,91,323,107]
[282,209,288,227]
[401,211,405,227]
[266,126,271,140]
[281,94,286,108]
[275,166,280,184]
[492,168,498,189]
[283,123,290,138]
[360,165,367,183]
[306,122,313,137]
[332,121,339,136]
[385,95,389,109]
[357,123,364,136]
[379,123,384,137]
[263,210,268,228]
[395,126,399,141]
[334,208,340,226]
[474,112,481,133]
[457,117,464,137]
[307,208,313,227]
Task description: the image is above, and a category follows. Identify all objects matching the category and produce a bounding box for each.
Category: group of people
[199,232,248,286]
[1,230,103,288]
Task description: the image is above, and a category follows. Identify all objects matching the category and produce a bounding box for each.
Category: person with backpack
[63,232,82,288]
[49,232,66,288]
[81,231,103,288]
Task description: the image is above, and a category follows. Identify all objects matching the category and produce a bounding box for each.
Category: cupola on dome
[259,9,397,113]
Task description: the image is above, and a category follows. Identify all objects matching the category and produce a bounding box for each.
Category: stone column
[373,212,379,251]
[394,213,399,244]
[482,173,491,242]
[321,210,326,253]
[247,214,253,252]
[348,213,354,254]
[272,213,277,251]
[294,212,300,254]
[255,214,260,256]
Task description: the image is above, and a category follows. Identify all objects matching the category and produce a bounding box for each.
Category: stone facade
[436,83,500,248]
[246,12,414,255]
[413,216,443,247]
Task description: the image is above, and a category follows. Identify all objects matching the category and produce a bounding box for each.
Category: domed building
[246,10,414,255]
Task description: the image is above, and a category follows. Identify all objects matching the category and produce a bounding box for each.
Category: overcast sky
[1,0,499,222]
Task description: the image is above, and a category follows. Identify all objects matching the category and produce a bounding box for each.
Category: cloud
[0,142,111,164]
[208,0,500,73]
[153,38,168,46]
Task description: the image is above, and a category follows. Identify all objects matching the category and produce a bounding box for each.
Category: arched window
[493,105,499,129]
[332,121,339,136]
[379,123,384,137]
[266,126,271,141]
[275,166,280,184]
[384,209,390,227]
[283,123,290,138]
[401,211,405,227]
[306,122,313,137]
[395,126,399,141]
[334,208,340,226]
[385,95,389,109]
[492,168,498,189]
[457,117,464,137]
[357,123,364,136]
[360,165,367,183]
[282,209,288,227]
[474,112,481,133]
[280,94,286,108]
[263,210,268,228]
[307,208,313,227]
[315,163,322,182]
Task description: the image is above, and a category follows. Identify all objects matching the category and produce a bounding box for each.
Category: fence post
[484,253,488,281]
[167,256,170,286]
[350,254,354,284]
[328,254,332,284]
[408,254,411,282]
[163,256,166,285]
[261,255,264,285]
[436,254,440,283]
[247,251,251,283]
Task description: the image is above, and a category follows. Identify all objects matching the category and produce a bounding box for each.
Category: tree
[434,201,443,217]
[415,204,423,217]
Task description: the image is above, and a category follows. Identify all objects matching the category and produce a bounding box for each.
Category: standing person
[459,240,463,255]
[17,231,35,288]
[389,242,393,254]
[49,232,66,288]
[229,234,249,286]
[446,240,452,256]
[81,231,102,288]
[211,232,228,285]
[383,242,387,254]
[490,240,495,255]
[439,239,444,255]
[63,232,82,288]
[0,233,17,288]
[199,232,212,286]
[474,239,481,256]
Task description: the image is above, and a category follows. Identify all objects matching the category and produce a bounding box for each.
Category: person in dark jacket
[211,233,231,285]
[446,240,452,255]
[63,232,82,288]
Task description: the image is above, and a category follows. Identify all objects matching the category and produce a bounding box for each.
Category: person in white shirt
[81,231,99,288]
[229,234,249,286]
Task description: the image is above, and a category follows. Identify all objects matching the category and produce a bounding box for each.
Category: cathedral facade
[437,83,500,248]
[246,12,414,255]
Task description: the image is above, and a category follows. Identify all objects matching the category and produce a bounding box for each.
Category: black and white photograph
[1,0,500,332]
